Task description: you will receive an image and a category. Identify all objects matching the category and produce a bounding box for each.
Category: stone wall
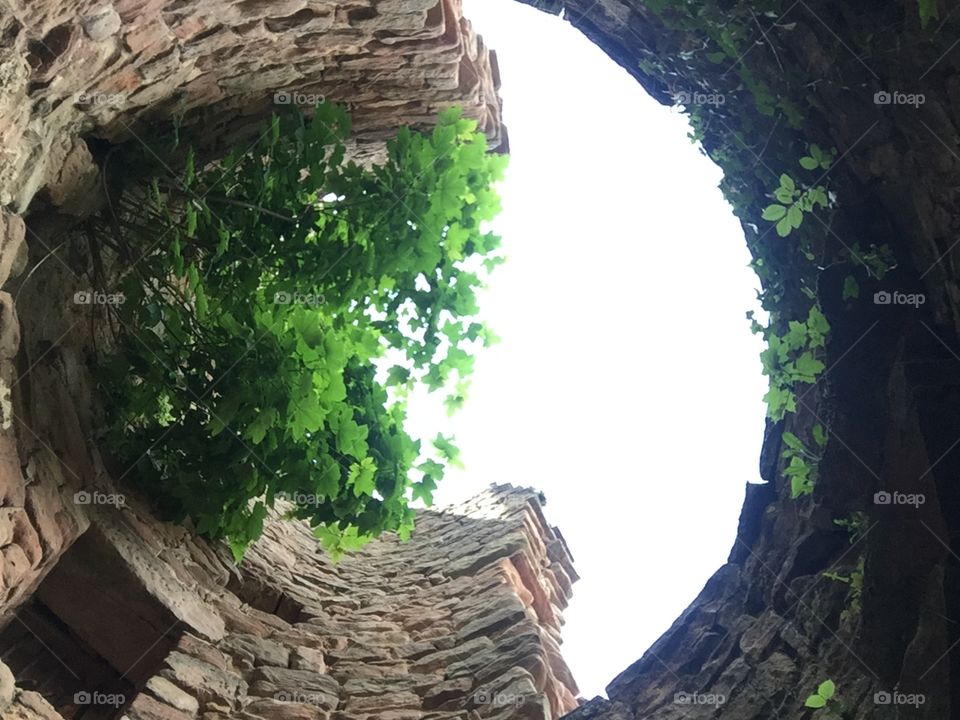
[0,0,506,628]
[0,3,584,720]
[0,484,579,720]
[0,0,505,213]
[518,1,960,718]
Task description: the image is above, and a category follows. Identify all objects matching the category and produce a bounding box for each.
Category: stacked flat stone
[0,485,579,720]
[0,0,505,212]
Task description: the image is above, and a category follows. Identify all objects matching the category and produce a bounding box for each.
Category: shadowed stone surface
[516,1,960,718]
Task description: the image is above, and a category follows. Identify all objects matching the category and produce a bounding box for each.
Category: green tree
[96,104,506,560]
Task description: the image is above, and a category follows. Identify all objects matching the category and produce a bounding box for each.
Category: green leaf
[775,187,795,204]
[184,148,196,188]
[347,457,377,498]
[216,224,230,257]
[787,204,803,229]
[762,204,787,221]
[315,455,341,499]
[799,156,819,170]
[793,352,826,381]
[842,275,859,300]
[791,475,813,498]
[195,283,209,318]
[783,320,807,349]
[444,222,471,261]
[313,524,345,563]
[386,365,411,386]
[764,386,795,420]
[779,174,795,192]
[818,680,836,700]
[336,417,369,459]
[806,306,831,341]
[208,392,243,436]
[228,538,248,564]
[433,433,463,469]
[776,217,793,237]
[919,0,939,28]
[245,408,278,444]
[782,432,805,452]
[804,694,827,709]
[813,423,828,447]
[412,475,437,505]
[185,204,198,238]
[784,455,810,477]
[187,263,200,291]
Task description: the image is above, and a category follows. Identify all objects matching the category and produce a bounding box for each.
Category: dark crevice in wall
[0,527,183,719]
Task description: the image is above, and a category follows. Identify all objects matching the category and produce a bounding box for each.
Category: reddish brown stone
[1,543,31,590]
[0,509,40,567]
[24,483,63,557]
[127,693,195,720]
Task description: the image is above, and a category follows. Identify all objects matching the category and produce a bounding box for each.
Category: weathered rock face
[516,1,960,718]
[0,0,505,212]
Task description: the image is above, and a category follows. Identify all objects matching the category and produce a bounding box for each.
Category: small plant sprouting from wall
[781,425,827,498]
[824,557,865,622]
[805,679,839,715]
[761,146,834,238]
[752,144,833,496]
[753,304,830,423]
[761,174,829,238]
[834,511,869,544]
[825,511,870,620]
[93,104,507,561]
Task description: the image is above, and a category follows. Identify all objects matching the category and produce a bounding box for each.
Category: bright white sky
[404,0,769,699]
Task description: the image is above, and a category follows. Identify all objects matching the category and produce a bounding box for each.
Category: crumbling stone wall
[0,0,505,629]
[0,484,579,720]
[517,2,960,718]
[0,0,505,212]
[0,3,585,720]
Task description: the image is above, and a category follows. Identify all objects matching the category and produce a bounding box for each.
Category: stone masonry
[0,0,506,631]
[0,0,505,213]
[0,2,585,720]
[0,484,579,720]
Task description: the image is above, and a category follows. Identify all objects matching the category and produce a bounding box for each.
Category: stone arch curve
[0,1,957,719]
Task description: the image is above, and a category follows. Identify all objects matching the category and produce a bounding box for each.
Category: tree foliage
[97,104,506,560]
